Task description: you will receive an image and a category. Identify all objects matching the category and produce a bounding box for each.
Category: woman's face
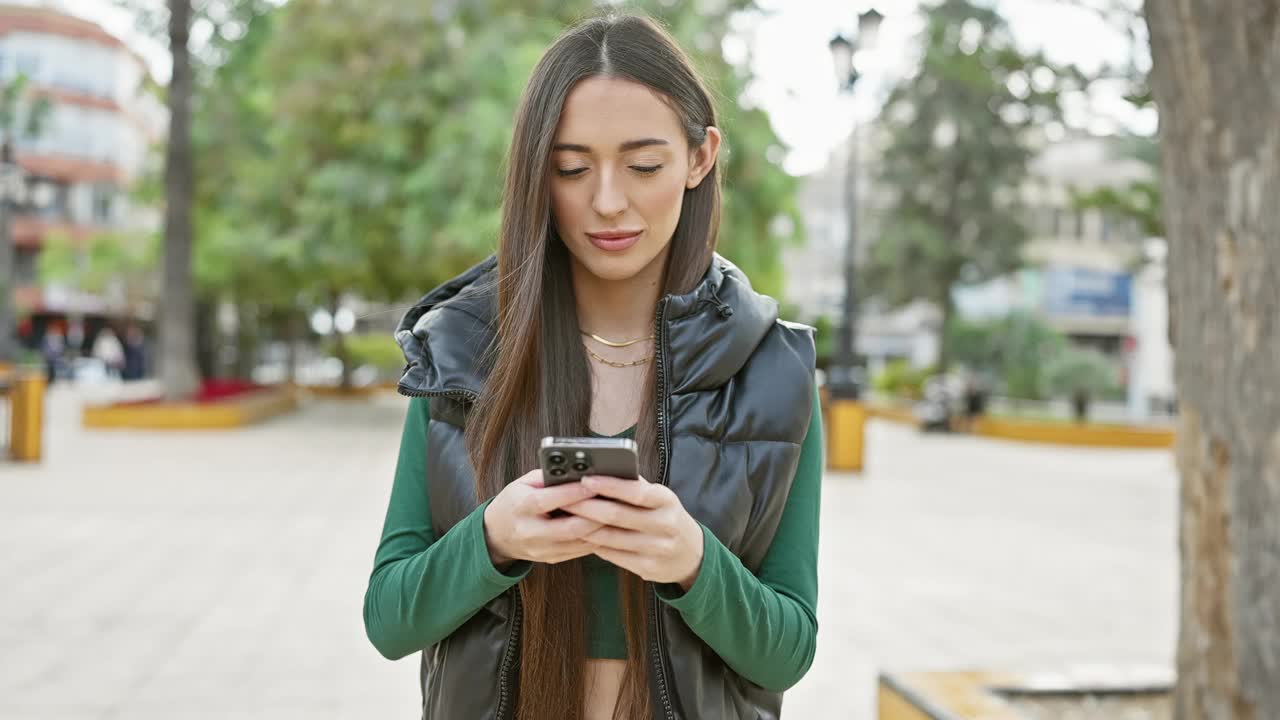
[549,75,721,284]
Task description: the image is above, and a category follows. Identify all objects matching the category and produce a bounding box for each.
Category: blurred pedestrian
[122,323,147,381]
[41,328,65,383]
[962,372,988,432]
[92,327,125,379]
[66,319,85,359]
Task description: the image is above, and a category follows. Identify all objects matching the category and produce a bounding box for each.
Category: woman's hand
[483,469,606,569]
[562,475,705,591]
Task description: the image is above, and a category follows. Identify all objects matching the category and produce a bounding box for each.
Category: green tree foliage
[946,312,1067,400]
[37,231,157,303]
[107,0,801,383]
[1070,1,1162,242]
[865,0,1084,368]
[1043,344,1116,399]
[1072,133,1162,240]
[242,0,798,302]
[871,359,935,400]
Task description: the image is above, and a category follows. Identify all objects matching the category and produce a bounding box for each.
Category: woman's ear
[686,126,723,190]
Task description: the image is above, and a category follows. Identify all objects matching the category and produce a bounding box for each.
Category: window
[25,178,70,221]
[92,183,115,224]
[15,51,39,78]
[14,247,38,285]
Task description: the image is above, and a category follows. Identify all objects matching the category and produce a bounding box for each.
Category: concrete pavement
[0,387,1177,718]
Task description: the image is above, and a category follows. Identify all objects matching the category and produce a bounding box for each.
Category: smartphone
[539,436,639,487]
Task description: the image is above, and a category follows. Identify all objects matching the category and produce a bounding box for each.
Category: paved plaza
[0,386,1178,719]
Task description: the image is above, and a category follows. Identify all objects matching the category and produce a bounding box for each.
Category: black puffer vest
[394,254,816,720]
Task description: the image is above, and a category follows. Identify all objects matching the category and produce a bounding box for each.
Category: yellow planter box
[292,382,399,399]
[82,387,299,430]
[972,417,1174,449]
[865,402,918,426]
[879,667,1172,719]
[858,401,1175,449]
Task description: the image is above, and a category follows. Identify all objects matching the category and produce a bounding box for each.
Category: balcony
[10,215,97,249]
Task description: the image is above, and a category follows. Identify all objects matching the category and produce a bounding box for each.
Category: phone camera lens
[572,462,590,472]
[549,467,566,477]
[548,452,566,465]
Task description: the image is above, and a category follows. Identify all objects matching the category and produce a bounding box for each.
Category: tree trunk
[331,294,351,390]
[234,299,257,381]
[194,298,217,380]
[158,0,201,401]
[1144,2,1280,718]
[936,287,957,372]
[0,141,17,364]
[284,307,300,385]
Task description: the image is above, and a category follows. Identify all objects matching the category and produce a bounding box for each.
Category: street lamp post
[826,7,882,400]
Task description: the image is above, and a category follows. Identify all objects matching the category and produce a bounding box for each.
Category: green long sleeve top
[363,388,823,692]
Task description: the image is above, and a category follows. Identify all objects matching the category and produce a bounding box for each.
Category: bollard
[9,372,46,462]
[827,398,865,473]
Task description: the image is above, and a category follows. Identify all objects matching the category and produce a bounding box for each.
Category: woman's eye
[555,164,663,178]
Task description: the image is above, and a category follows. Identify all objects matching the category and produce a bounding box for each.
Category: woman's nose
[591,171,628,217]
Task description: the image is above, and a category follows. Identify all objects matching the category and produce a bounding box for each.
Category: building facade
[788,131,1175,416]
[1,2,162,332]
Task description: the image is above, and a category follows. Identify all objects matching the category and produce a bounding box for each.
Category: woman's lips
[586,230,643,252]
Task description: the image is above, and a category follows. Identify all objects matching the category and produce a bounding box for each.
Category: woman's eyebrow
[552,138,670,153]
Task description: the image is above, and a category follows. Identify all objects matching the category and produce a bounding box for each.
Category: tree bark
[158,0,201,400]
[284,307,300,386]
[1144,2,1280,718]
[331,294,352,391]
[936,286,957,372]
[0,141,18,364]
[234,299,257,381]
[194,298,217,381]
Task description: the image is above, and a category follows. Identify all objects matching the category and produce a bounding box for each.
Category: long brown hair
[463,11,722,720]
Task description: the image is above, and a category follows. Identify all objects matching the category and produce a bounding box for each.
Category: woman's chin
[570,248,648,283]
[583,257,644,282]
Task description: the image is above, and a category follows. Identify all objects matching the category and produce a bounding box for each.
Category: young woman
[364,12,823,720]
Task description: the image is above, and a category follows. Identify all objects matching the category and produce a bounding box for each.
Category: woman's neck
[570,252,667,342]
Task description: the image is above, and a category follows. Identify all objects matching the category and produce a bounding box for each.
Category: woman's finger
[580,475,666,508]
[561,497,653,531]
[589,546,650,578]
[524,480,597,515]
[583,525,651,553]
[541,514,605,542]
[543,540,598,564]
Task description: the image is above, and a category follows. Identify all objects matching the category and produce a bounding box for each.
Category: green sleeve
[656,383,822,692]
[363,397,532,661]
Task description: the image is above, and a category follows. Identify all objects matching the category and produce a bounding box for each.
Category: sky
[55,0,1154,177]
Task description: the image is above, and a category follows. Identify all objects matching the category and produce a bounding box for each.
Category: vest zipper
[650,296,677,720]
[396,384,526,718]
[496,589,523,720]
[395,386,479,403]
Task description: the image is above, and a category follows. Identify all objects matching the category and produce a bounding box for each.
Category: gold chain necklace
[584,344,650,368]
[579,329,655,348]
